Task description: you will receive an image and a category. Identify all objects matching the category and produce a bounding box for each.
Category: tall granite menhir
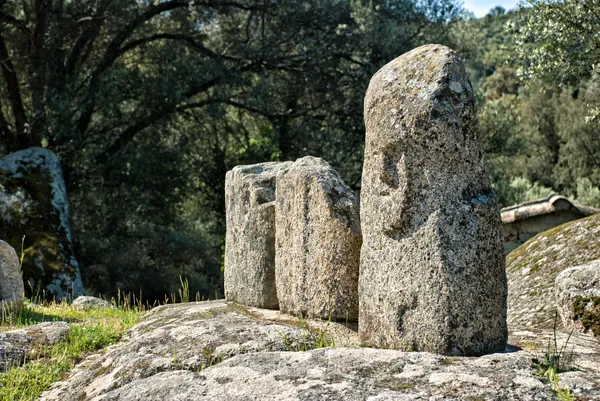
[224,162,292,309]
[276,157,361,321]
[359,44,507,355]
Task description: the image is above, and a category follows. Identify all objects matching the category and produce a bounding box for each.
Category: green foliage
[450,3,600,208]
[0,0,464,301]
[572,295,600,338]
[574,178,600,208]
[515,0,600,88]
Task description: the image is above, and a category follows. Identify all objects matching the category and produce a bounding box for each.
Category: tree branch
[0,29,27,144]
[76,0,267,136]
[0,10,32,36]
[96,75,222,163]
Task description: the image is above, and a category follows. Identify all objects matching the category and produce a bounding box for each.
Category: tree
[0,0,464,301]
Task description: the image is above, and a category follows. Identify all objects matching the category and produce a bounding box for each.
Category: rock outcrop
[0,147,82,300]
[275,156,361,321]
[40,301,600,401]
[555,260,600,337]
[507,213,600,330]
[0,240,24,311]
[224,162,293,309]
[359,44,506,355]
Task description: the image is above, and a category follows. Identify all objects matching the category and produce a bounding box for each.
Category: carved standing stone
[224,162,293,309]
[275,156,361,321]
[359,44,507,355]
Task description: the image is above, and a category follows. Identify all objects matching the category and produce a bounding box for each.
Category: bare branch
[0,11,31,36]
[0,30,27,141]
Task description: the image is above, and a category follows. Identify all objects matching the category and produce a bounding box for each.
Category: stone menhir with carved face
[359,44,507,356]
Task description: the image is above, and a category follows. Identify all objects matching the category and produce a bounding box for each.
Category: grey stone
[0,341,25,371]
[72,296,113,310]
[224,162,293,309]
[39,300,600,401]
[275,156,361,321]
[0,147,82,300]
[24,321,70,345]
[359,44,507,355]
[555,260,600,337]
[47,349,558,401]
[40,300,339,401]
[506,213,600,330]
[0,321,70,371]
[0,240,24,312]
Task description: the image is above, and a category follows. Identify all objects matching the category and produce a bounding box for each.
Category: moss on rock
[507,213,600,330]
[572,295,600,338]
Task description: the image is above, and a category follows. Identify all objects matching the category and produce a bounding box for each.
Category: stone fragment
[555,261,600,337]
[24,321,70,345]
[275,156,361,321]
[0,147,82,300]
[0,321,70,371]
[0,240,24,312]
[0,341,25,371]
[224,162,293,308]
[359,44,507,355]
[72,296,113,310]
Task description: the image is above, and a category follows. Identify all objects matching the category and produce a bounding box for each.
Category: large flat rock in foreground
[40,301,600,401]
[359,44,506,355]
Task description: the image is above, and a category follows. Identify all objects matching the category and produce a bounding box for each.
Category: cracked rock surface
[39,301,600,400]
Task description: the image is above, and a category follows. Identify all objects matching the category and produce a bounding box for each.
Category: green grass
[532,314,576,401]
[0,299,143,401]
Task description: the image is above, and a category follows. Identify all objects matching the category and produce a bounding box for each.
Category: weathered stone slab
[0,147,82,300]
[555,261,600,337]
[275,156,361,321]
[359,44,507,355]
[0,240,24,311]
[224,162,293,309]
[0,321,70,371]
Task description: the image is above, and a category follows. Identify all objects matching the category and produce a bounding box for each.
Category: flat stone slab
[0,321,70,371]
[46,348,560,401]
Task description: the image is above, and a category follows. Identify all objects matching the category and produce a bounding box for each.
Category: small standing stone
[0,240,24,312]
[224,162,293,309]
[275,156,361,321]
[359,44,507,355]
